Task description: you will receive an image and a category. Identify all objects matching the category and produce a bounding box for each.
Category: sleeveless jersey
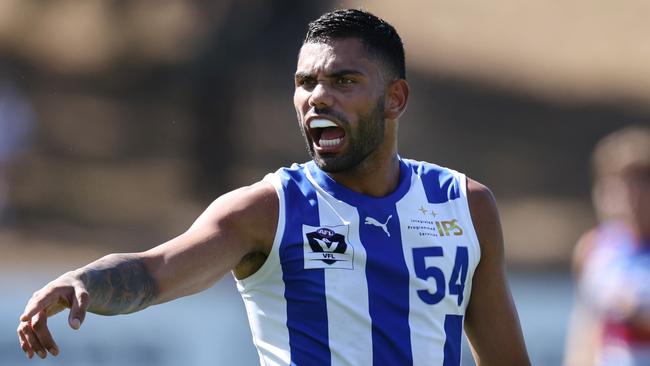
[236,158,481,366]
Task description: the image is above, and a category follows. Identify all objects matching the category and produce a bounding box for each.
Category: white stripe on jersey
[306,169,374,366]
[236,173,291,366]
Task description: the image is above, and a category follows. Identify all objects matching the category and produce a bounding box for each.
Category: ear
[384,79,409,120]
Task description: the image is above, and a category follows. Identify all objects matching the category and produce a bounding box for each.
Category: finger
[17,326,34,359]
[32,310,59,356]
[20,321,46,359]
[21,291,57,322]
[68,286,89,330]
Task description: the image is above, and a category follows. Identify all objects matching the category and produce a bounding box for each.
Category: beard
[298,96,386,173]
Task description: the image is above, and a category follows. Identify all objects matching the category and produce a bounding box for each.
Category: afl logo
[303,224,354,270]
[317,228,335,237]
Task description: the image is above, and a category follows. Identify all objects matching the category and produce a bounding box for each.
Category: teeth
[310,119,337,128]
[319,138,342,147]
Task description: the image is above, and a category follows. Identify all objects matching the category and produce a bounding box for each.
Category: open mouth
[309,119,346,150]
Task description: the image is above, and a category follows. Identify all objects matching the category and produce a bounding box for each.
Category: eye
[296,76,316,89]
[336,77,355,85]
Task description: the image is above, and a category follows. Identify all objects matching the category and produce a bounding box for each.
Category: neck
[327,140,400,198]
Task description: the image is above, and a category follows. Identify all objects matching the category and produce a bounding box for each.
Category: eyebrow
[295,69,364,80]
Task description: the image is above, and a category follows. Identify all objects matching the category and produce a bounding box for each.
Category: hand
[17,271,89,359]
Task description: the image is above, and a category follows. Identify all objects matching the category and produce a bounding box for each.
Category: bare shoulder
[187,180,279,279]
[209,179,277,211]
[191,180,279,253]
[466,178,498,219]
[215,180,278,221]
[467,177,495,206]
[466,177,502,255]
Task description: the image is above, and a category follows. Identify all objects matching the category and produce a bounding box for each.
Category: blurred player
[17,9,530,365]
[564,126,650,366]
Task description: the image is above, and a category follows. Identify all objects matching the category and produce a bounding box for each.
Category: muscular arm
[18,180,278,359]
[76,254,158,315]
[463,178,530,366]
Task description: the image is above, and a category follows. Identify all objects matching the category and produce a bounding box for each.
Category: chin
[313,155,357,173]
[313,155,338,172]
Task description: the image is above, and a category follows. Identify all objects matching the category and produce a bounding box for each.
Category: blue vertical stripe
[409,160,460,204]
[278,169,331,366]
[358,204,413,366]
[443,315,463,366]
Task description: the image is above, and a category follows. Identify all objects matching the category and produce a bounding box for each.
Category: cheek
[293,90,309,113]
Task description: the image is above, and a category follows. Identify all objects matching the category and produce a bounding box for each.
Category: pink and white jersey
[580,223,650,366]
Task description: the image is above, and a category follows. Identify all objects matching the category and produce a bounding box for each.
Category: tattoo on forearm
[80,254,158,315]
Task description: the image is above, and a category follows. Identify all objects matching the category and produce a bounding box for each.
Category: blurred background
[1,0,648,365]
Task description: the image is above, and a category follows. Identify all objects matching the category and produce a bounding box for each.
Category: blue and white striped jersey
[236,158,481,366]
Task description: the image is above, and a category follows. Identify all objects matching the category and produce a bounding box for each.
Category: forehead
[296,38,377,75]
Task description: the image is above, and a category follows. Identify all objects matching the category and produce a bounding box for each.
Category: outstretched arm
[463,178,530,366]
[17,180,277,359]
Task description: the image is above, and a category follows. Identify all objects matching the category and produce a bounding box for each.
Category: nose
[308,83,334,109]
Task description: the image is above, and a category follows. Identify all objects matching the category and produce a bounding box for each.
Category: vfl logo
[307,228,347,264]
[365,215,392,237]
[303,225,353,269]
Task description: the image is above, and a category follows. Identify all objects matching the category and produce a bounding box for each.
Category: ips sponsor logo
[436,219,463,236]
[414,206,464,237]
[303,225,354,270]
[408,218,464,238]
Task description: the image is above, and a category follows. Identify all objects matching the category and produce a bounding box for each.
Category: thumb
[68,288,89,330]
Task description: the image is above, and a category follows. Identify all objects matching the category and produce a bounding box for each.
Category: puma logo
[364,215,392,237]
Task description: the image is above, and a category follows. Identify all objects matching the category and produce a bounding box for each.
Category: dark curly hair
[303,9,406,80]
